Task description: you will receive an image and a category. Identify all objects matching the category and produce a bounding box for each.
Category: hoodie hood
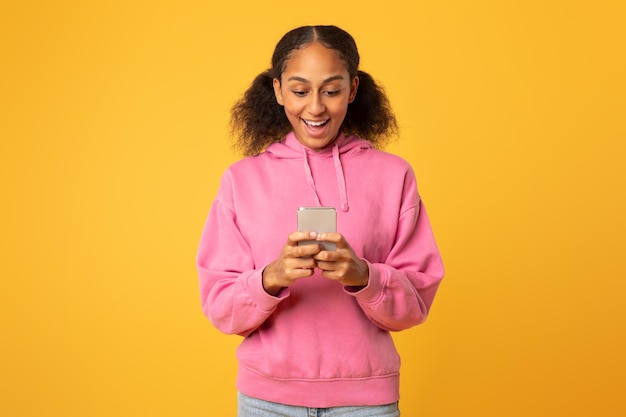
[265,132,373,212]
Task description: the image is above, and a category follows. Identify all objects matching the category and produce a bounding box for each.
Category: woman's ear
[348,76,359,103]
[273,78,284,106]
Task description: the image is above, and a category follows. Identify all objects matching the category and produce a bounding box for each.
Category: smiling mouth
[302,118,329,127]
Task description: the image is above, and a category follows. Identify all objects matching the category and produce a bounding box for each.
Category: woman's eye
[292,91,308,97]
[324,90,340,97]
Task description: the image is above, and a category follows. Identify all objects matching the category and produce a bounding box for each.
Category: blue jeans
[237,393,400,417]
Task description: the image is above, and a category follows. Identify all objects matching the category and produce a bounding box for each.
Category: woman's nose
[306,93,326,115]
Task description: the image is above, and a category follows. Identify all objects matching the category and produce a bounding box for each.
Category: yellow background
[1,1,625,416]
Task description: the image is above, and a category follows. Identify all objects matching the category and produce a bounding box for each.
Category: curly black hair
[231,25,398,156]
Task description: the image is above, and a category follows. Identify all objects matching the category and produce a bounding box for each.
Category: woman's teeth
[303,119,328,127]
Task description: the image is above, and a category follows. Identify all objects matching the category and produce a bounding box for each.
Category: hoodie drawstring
[332,144,349,212]
[301,143,349,212]
[302,150,323,207]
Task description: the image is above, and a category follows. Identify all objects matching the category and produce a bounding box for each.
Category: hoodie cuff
[246,269,290,312]
[343,261,385,304]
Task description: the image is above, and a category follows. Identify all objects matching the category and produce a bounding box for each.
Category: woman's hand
[262,232,370,295]
[313,232,370,288]
[262,231,322,295]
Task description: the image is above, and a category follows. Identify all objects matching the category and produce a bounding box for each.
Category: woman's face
[273,42,358,151]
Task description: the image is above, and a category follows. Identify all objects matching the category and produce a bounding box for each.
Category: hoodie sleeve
[345,171,444,332]
[196,173,288,337]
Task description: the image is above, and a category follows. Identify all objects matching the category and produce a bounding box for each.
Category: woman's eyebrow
[286,75,345,84]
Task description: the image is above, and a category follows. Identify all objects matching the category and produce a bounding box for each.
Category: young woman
[197,25,444,416]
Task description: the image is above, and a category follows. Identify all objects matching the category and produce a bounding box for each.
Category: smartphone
[297,207,337,251]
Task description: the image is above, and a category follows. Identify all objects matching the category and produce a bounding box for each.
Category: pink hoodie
[197,132,444,408]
